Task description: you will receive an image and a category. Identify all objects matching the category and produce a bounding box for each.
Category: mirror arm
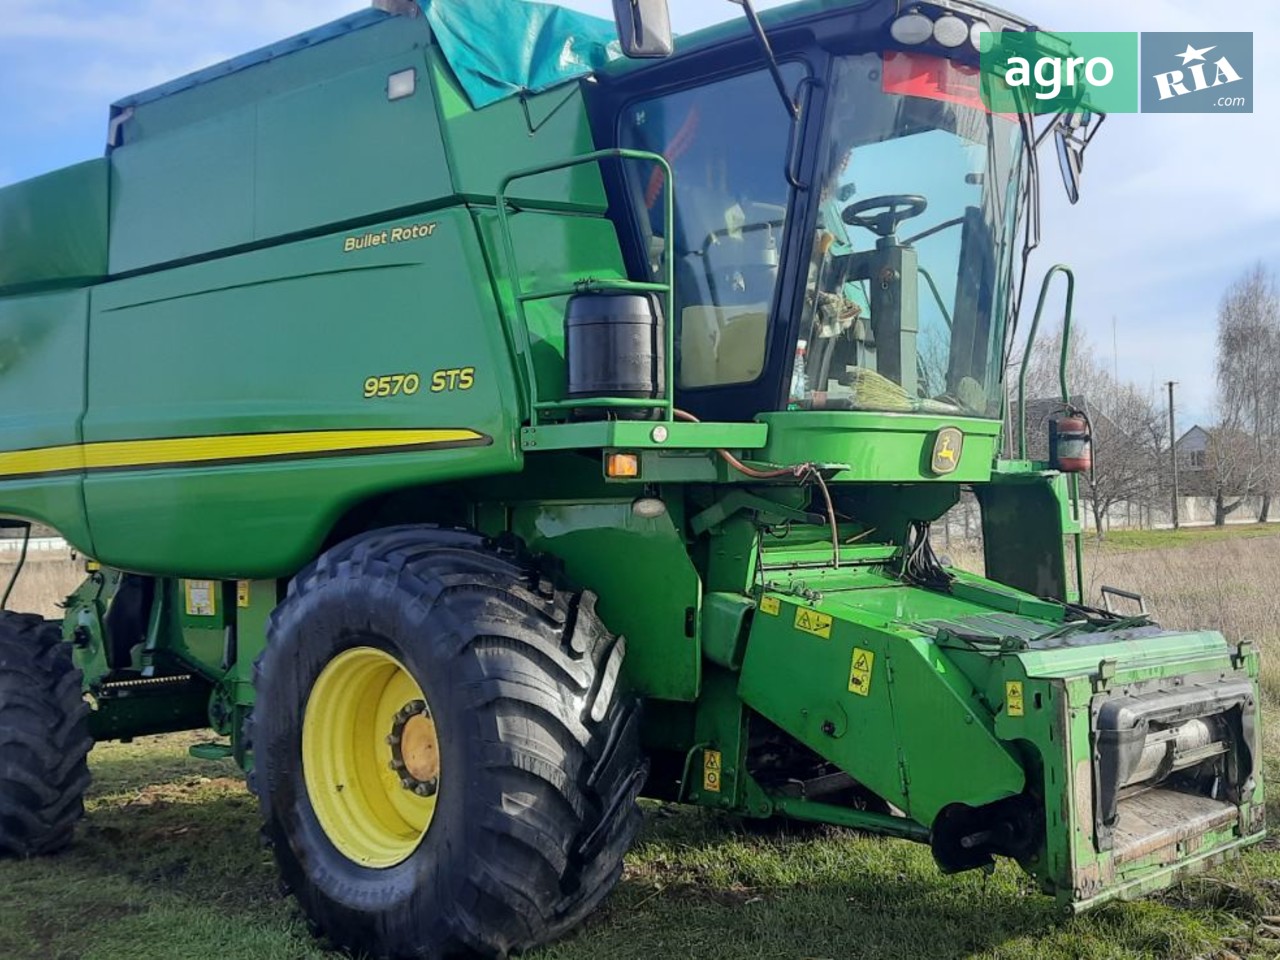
[1015,88,1041,250]
[1033,113,1058,150]
[729,0,799,119]
[1082,111,1107,148]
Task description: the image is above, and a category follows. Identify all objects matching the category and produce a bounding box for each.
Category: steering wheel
[842,194,929,239]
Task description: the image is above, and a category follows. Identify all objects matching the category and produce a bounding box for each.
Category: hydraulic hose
[673,409,840,568]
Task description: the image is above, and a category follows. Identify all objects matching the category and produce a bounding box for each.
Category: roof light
[969,21,991,51]
[387,68,416,101]
[890,13,933,45]
[933,15,969,48]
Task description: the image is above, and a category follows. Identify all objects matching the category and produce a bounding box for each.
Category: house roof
[1176,425,1211,448]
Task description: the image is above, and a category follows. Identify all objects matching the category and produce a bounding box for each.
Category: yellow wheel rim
[302,646,441,868]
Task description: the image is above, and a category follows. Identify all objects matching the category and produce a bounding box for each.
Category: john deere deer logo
[931,428,964,475]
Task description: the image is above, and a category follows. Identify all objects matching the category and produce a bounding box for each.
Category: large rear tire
[252,526,646,959]
[0,612,92,857]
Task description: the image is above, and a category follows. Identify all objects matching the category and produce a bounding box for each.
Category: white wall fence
[1075,496,1276,532]
[0,537,69,555]
[937,495,1279,544]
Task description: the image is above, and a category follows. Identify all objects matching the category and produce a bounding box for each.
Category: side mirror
[1054,111,1101,206]
[1055,128,1084,205]
[613,0,674,59]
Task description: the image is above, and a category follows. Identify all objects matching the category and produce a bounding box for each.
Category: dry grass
[952,531,1280,703]
[0,553,84,619]
[1086,538,1280,697]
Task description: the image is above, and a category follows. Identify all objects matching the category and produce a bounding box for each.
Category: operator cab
[594,0,1061,423]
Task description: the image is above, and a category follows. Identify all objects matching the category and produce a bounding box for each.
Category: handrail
[1014,263,1084,602]
[495,148,676,426]
[917,266,953,331]
[1016,264,1075,459]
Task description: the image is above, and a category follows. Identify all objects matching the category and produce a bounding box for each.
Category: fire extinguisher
[1049,408,1093,473]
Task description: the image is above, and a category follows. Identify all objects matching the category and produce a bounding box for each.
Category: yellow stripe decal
[0,428,488,479]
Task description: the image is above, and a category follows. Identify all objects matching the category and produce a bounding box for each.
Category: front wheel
[251,526,646,959]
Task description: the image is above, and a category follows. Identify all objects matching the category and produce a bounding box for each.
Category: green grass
[548,806,1280,960]
[2,734,1277,960]
[1091,523,1280,551]
[0,733,326,960]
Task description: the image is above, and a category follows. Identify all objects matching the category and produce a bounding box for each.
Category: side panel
[473,209,631,406]
[109,106,258,273]
[976,471,1079,602]
[0,290,93,549]
[755,411,1000,483]
[110,16,451,274]
[254,50,451,241]
[739,589,1027,825]
[431,51,606,208]
[0,159,109,295]
[82,208,521,577]
[510,498,702,702]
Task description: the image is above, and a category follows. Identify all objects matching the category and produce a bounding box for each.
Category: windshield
[793,52,1026,418]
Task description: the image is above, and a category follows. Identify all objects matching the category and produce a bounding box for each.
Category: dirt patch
[118,776,246,808]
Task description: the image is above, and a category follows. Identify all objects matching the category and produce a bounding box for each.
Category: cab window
[619,66,803,389]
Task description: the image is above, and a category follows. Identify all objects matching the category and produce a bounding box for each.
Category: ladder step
[189,742,234,761]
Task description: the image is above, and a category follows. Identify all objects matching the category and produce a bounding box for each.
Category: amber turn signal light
[605,452,640,478]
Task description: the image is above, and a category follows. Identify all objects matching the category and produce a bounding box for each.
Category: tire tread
[0,612,91,857]
[253,525,645,959]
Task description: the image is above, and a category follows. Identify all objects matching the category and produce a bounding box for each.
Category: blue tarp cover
[419,0,621,109]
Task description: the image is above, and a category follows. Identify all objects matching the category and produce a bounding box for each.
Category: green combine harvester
[0,0,1264,955]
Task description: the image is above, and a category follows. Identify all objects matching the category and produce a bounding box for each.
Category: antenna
[727,0,799,119]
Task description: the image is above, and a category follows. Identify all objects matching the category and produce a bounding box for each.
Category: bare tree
[1204,417,1263,525]
[1212,263,1279,524]
[1083,380,1165,535]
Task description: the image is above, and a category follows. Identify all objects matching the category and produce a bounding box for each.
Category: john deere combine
[0,0,1263,956]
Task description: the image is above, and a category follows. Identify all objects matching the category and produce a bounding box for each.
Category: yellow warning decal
[760,596,781,616]
[236,581,251,608]
[794,607,833,639]
[1005,680,1025,717]
[184,580,217,617]
[848,647,875,696]
[703,749,722,793]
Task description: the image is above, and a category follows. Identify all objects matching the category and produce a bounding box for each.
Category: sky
[1,0,1275,429]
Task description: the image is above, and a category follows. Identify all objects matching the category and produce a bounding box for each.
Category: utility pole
[1166,381,1179,530]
